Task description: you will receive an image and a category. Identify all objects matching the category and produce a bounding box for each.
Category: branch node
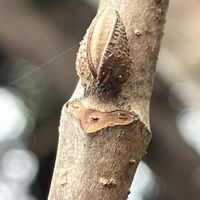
[99,177,117,187]
[67,100,134,134]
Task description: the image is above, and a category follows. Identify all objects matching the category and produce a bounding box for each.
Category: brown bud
[76,8,131,94]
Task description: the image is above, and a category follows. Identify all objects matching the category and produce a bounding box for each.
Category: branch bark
[48,0,169,199]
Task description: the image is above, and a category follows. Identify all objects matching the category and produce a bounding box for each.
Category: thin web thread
[7,44,78,86]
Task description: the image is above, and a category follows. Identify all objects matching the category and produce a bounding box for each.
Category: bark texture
[48,0,169,200]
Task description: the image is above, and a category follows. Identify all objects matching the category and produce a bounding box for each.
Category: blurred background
[0,0,200,200]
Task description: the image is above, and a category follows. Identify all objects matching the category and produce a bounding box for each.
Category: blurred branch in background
[0,0,200,200]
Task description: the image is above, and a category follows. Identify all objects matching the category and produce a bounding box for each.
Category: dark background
[0,0,200,200]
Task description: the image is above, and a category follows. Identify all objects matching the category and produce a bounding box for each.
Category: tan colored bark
[48,0,169,200]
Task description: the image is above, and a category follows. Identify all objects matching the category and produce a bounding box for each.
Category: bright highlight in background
[1,149,39,184]
[0,149,39,200]
[128,161,158,200]
[177,107,200,154]
[0,87,28,141]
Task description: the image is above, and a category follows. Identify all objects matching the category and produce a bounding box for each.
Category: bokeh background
[0,0,200,200]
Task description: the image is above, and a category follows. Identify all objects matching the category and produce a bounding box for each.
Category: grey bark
[48,0,169,200]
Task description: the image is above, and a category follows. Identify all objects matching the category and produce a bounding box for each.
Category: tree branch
[48,0,169,199]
